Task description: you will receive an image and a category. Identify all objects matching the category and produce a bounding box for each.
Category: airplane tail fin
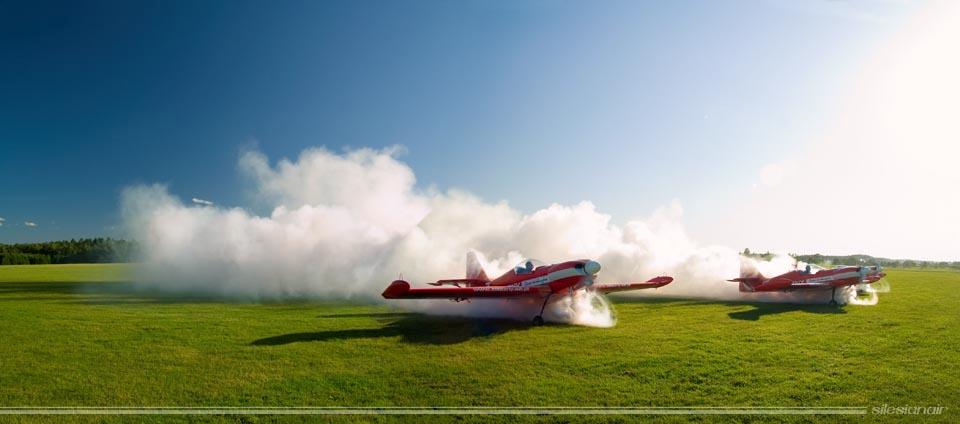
[465,250,490,282]
[728,257,765,292]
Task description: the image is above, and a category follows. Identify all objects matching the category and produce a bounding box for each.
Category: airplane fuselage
[737,266,884,293]
[488,260,594,293]
[382,260,597,299]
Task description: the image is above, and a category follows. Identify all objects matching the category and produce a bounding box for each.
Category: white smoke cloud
[122,146,855,325]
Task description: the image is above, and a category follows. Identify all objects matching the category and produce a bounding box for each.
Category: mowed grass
[0,264,957,422]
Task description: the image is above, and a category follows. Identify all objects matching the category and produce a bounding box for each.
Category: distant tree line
[0,238,139,265]
[741,248,960,270]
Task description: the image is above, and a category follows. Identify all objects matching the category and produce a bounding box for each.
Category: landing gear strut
[533,293,553,326]
[828,287,838,306]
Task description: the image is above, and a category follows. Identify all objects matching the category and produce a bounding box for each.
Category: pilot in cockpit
[516,260,536,275]
[802,264,812,275]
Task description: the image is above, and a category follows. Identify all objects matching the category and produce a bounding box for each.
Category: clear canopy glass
[798,263,824,275]
[513,259,546,275]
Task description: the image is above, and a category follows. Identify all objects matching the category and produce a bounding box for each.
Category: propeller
[849,263,891,304]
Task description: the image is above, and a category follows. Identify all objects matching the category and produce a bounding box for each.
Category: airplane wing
[382,280,548,299]
[593,276,673,294]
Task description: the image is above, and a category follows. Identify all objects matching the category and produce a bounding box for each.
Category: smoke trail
[844,286,878,306]
[869,279,892,294]
[120,147,868,324]
[547,290,617,327]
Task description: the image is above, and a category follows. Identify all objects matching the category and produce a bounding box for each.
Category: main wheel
[532,316,545,326]
[828,299,838,306]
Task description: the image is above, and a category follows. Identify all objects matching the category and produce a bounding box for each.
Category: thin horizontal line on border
[0,407,869,415]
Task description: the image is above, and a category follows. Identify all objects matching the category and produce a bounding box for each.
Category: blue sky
[4,0,951,259]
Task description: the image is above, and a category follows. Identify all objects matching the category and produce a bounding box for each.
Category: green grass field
[0,264,957,422]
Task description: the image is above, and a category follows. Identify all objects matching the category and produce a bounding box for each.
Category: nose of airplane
[584,260,601,275]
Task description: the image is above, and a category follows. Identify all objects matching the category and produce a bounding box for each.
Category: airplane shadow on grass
[610,296,849,321]
[724,302,848,321]
[251,313,534,346]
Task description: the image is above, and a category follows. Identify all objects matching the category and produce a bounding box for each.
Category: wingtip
[382,280,410,299]
[646,276,674,286]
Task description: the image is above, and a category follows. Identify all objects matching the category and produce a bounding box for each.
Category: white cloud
[24,221,37,227]
[191,197,214,206]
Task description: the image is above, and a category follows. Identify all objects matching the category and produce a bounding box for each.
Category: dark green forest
[0,238,139,265]
[741,248,960,270]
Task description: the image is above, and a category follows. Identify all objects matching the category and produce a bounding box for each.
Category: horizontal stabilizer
[728,276,764,292]
[428,278,489,287]
[727,277,764,284]
[382,280,546,300]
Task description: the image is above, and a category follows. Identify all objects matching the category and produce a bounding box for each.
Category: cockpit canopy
[513,259,547,275]
[798,263,825,275]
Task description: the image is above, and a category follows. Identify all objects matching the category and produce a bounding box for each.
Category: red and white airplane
[729,263,886,305]
[382,252,673,325]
